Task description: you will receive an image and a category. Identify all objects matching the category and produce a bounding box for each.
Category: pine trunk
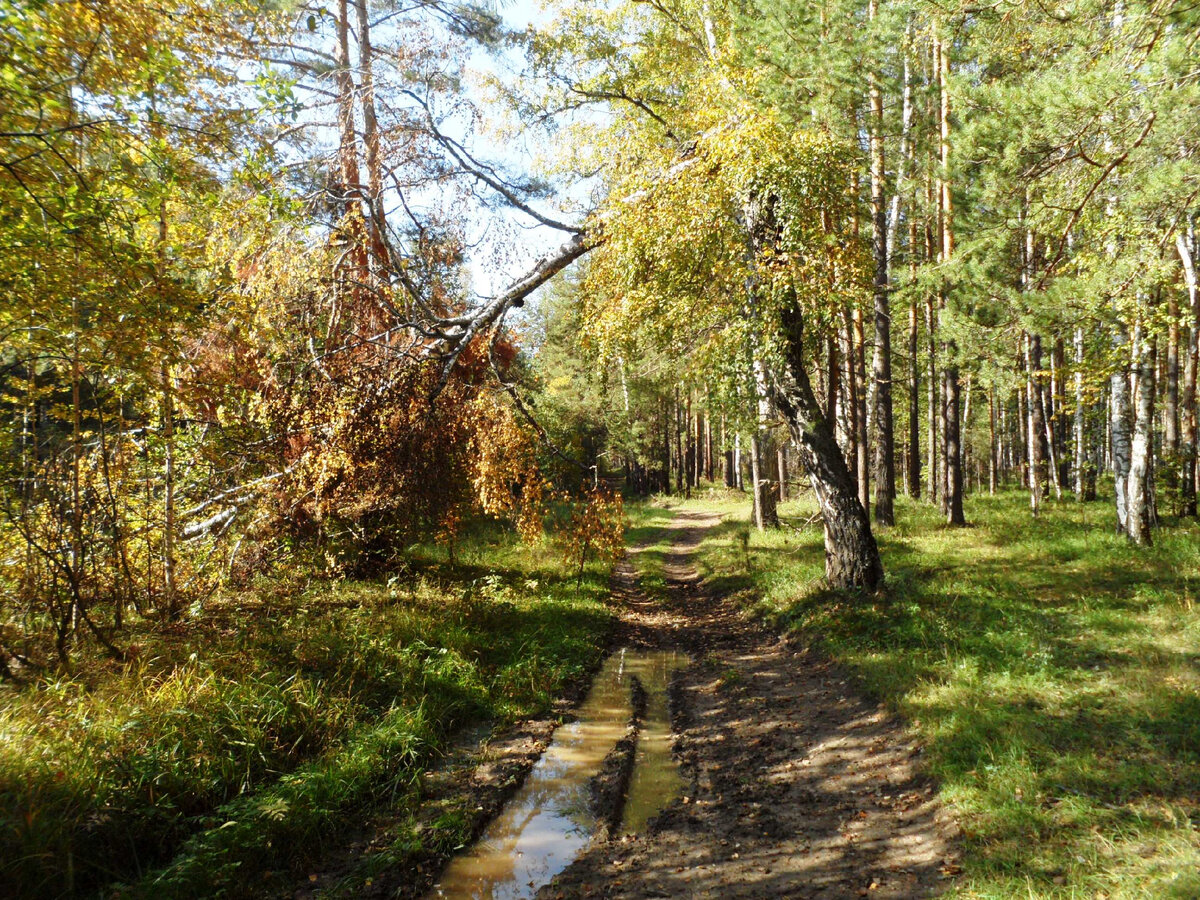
[853,306,870,511]
[869,0,894,526]
[908,223,922,499]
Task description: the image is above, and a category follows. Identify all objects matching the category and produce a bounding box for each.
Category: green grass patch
[688,487,1200,899]
[623,498,682,597]
[0,524,615,898]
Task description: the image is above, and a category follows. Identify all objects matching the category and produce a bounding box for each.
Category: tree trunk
[674,389,685,494]
[1127,323,1154,545]
[908,224,921,499]
[826,334,839,421]
[662,398,671,494]
[1177,228,1198,516]
[751,359,780,529]
[1026,333,1048,516]
[772,305,883,589]
[335,0,362,209]
[1111,324,1132,534]
[853,305,870,511]
[840,312,858,480]
[988,385,998,494]
[926,290,938,502]
[355,0,389,276]
[1073,326,1090,501]
[937,32,964,526]
[705,410,714,482]
[750,432,779,530]
[943,365,965,524]
[868,0,894,526]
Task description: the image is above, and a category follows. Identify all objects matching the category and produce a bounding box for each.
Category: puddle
[431,649,688,900]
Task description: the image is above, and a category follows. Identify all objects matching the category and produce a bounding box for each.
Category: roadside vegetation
[691,489,1200,900]
[0,525,614,899]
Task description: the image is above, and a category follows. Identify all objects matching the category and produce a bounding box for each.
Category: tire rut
[539,509,961,900]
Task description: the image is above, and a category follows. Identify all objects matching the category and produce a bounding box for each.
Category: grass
[686,485,1200,900]
[623,497,686,596]
[0,522,615,898]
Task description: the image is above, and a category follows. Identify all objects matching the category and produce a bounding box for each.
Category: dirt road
[539,509,960,899]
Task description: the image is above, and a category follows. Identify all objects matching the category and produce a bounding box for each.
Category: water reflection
[432,649,687,900]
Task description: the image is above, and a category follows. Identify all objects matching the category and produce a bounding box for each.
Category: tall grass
[690,487,1200,899]
[0,526,613,898]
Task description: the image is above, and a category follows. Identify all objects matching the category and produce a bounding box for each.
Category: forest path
[540,509,960,899]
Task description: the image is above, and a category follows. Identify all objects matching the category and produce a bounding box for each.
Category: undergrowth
[0,523,614,898]
[689,486,1200,900]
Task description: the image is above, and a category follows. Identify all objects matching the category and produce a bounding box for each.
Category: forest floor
[539,508,961,899]
[402,488,1200,900]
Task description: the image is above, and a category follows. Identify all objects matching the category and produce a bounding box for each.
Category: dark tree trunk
[674,389,685,495]
[772,305,884,590]
[700,412,710,487]
[854,308,870,512]
[944,362,966,525]
[750,429,779,530]
[926,293,938,503]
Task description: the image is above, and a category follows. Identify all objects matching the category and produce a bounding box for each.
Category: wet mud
[538,510,961,899]
[430,651,687,900]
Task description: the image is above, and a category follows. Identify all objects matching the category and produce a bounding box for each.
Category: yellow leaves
[581,100,865,379]
[561,486,626,576]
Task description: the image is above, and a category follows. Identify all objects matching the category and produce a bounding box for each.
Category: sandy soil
[538,509,961,900]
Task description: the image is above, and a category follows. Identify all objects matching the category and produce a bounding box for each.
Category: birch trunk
[1177,228,1198,516]
[1127,322,1154,545]
[937,33,964,526]
[1111,325,1132,533]
[988,385,997,494]
[772,305,884,589]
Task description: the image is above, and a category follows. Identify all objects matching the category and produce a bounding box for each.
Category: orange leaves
[469,394,550,544]
[561,486,626,580]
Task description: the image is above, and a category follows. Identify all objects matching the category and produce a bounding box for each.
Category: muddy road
[537,509,960,899]
[326,509,961,900]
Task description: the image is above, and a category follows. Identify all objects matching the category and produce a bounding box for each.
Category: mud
[587,675,645,840]
[538,510,961,899]
[302,509,960,899]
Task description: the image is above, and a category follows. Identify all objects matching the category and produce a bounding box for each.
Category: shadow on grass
[693,490,1200,896]
[0,526,617,899]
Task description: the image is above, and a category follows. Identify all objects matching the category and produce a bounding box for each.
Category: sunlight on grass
[0,524,615,898]
[683,486,1200,900]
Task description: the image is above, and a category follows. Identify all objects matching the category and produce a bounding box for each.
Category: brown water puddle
[431,649,688,900]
